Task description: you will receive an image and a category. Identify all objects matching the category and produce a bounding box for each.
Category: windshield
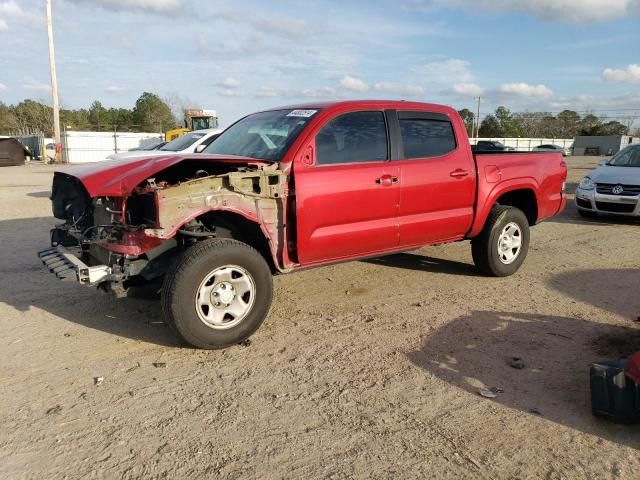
[160,132,206,151]
[139,141,164,151]
[203,109,320,161]
[607,146,640,167]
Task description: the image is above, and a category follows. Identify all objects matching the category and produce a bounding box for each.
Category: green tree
[494,106,522,137]
[13,100,53,135]
[0,101,21,134]
[458,108,475,136]
[109,108,133,130]
[598,121,629,136]
[578,113,601,135]
[61,108,90,130]
[478,115,501,137]
[556,110,581,138]
[88,101,114,130]
[132,92,176,132]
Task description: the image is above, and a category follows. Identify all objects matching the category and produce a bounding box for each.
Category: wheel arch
[494,188,538,225]
[470,182,540,238]
[186,209,279,273]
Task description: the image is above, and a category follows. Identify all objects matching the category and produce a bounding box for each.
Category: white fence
[62,131,164,164]
[469,137,574,151]
[59,132,576,164]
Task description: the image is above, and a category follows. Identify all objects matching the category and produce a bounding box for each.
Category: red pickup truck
[40,100,567,349]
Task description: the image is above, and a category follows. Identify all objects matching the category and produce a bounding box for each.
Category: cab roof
[264,99,456,114]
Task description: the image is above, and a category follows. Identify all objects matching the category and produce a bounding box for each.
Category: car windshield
[203,109,320,161]
[138,141,164,151]
[160,132,206,151]
[607,146,640,167]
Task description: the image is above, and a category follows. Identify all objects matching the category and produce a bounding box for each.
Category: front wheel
[162,238,273,349]
[471,205,530,277]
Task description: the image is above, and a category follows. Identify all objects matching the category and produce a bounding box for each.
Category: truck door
[394,111,476,246]
[294,111,400,265]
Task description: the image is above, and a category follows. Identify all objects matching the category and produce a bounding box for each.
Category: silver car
[533,144,570,156]
[575,144,640,218]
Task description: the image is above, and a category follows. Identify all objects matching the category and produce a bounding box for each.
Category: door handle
[375,175,399,186]
[450,169,470,178]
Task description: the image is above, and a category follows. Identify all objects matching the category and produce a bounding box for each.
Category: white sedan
[532,144,570,156]
[106,129,221,161]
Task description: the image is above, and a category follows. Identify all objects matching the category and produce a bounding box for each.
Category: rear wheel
[472,205,530,277]
[162,238,273,349]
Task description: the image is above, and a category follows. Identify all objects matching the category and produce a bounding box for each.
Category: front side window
[315,111,388,165]
[399,118,456,159]
[204,109,319,161]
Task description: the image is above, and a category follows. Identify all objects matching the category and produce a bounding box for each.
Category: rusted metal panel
[142,168,289,270]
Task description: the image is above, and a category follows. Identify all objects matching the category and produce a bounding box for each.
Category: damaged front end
[39,157,288,291]
[39,172,171,288]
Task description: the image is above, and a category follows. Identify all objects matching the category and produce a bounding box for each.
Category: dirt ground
[1,156,639,479]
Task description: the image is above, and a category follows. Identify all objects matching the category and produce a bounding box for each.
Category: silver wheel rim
[195,265,256,330]
[497,222,522,265]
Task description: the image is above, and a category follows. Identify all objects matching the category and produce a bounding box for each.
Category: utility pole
[46,0,62,163]
[475,96,481,139]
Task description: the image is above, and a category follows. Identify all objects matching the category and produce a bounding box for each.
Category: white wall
[62,131,163,164]
[469,137,574,151]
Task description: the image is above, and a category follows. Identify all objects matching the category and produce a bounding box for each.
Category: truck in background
[165,108,219,142]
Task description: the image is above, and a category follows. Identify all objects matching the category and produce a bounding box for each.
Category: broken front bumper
[38,245,113,286]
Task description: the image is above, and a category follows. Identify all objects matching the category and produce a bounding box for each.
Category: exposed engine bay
[45,159,288,290]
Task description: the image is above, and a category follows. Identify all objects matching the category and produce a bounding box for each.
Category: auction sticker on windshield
[287,110,317,118]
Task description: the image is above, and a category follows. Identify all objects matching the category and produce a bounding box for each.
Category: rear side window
[315,111,388,165]
[399,118,456,159]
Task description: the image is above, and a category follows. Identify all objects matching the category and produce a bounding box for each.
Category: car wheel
[162,238,273,349]
[471,205,530,277]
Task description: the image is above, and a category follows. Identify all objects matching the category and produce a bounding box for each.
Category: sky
[0,0,639,127]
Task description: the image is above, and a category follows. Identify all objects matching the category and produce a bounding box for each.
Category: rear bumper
[38,246,113,286]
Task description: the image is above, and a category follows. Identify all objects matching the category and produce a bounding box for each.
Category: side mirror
[195,144,206,153]
[598,160,608,166]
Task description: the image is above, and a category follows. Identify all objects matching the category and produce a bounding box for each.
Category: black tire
[577,209,598,219]
[471,205,530,277]
[162,238,273,349]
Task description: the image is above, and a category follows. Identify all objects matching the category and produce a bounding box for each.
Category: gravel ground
[1,156,639,479]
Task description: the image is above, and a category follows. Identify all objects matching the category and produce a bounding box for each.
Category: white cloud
[498,83,554,98]
[289,87,336,99]
[218,77,241,89]
[219,89,244,97]
[21,77,50,91]
[68,0,179,14]
[431,0,640,23]
[338,75,369,92]
[253,86,336,99]
[412,58,473,84]
[449,83,484,97]
[549,92,640,111]
[104,85,126,94]
[218,10,308,39]
[0,0,42,29]
[255,87,278,98]
[373,82,425,97]
[0,83,7,91]
[602,64,640,84]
